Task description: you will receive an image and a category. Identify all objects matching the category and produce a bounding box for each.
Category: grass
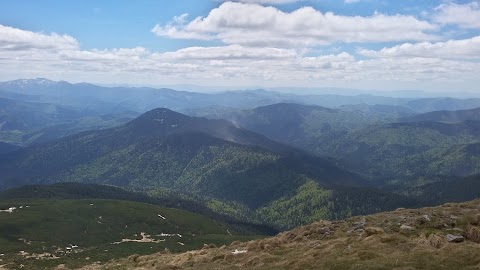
[76,199,480,270]
[0,199,261,269]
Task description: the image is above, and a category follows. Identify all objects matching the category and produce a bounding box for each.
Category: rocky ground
[72,200,480,270]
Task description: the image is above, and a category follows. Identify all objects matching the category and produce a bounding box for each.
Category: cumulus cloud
[157,45,297,60]
[0,24,79,51]
[1,25,479,91]
[151,2,438,47]
[358,36,480,59]
[433,1,480,29]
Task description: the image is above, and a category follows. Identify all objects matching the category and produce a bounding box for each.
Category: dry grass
[467,226,480,243]
[75,200,480,270]
[428,233,446,249]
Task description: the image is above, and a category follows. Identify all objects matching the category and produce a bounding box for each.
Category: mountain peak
[125,108,192,135]
[135,108,191,123]
[2,78,70,88]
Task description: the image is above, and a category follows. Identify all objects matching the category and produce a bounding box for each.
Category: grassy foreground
[75,199,480,270]
[0,199,259,270]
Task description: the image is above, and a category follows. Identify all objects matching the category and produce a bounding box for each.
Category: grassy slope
[0,199,259,270]
[78,199,480,270]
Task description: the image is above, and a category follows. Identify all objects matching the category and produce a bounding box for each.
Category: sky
[0,0,479,93]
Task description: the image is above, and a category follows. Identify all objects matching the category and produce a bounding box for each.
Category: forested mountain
[0,183,277,236]
[0,109,350,206]
[405,97,480,113]
[188,103,387,154]
[17,113,136,146]
[400,107,480,123]
[0,142,21,154]
[322,121,480,183]
[198,103,480,186]
[0,97,92,132]
[0,108,425,230]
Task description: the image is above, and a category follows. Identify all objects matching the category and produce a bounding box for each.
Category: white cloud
[0,24,79,51]
[157,45,297,60]
[344,0,361,3]
[218,0,300,3]
[152,2,438,47]
[1,25,479,92]
[433,1,480,29]
[358,36,480,59]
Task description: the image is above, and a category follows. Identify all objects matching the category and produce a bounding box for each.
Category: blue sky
[0,0,479,93]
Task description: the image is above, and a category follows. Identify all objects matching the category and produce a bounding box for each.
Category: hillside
[18,114,136,146]
[400,107,480,123]
[0,183,278,236]
[0,199,259,270]
[0,97,91,132]
[0,142,21,155]
[0,108,423,230]
[192,103,480,184]
[77,199,480,270]
[0,109,405,228]
[190,103,390,154]
[322,121,480,183]
[0,108,360,194]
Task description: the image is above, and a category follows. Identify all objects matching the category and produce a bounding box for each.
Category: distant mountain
[338,103,416,119]
[0,142,21,154]
[321,120,480,183]
[191,103,410,157]
[3,79,480,115]
[406,97,480,113]
[19,113,136,146]
[202,103,480,185]
[0,97,92,132]
[400,107,480,123]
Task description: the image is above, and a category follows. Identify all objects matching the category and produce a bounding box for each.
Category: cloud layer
[358,36,480,59]
[1,23,479,91]
[152,2,438,47]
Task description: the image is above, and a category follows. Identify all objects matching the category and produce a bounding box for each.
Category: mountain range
[1,79,480,269]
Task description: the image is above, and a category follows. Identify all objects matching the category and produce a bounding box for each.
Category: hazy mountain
[3,79,480,116]
[0,142,21,155]
[0,97,93,132]
[18,113,137,146]
[322,120,480,184]
[400,107,480,123]
[191,103,416,157]
[200,103,480,185]
[406,97,480,113]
